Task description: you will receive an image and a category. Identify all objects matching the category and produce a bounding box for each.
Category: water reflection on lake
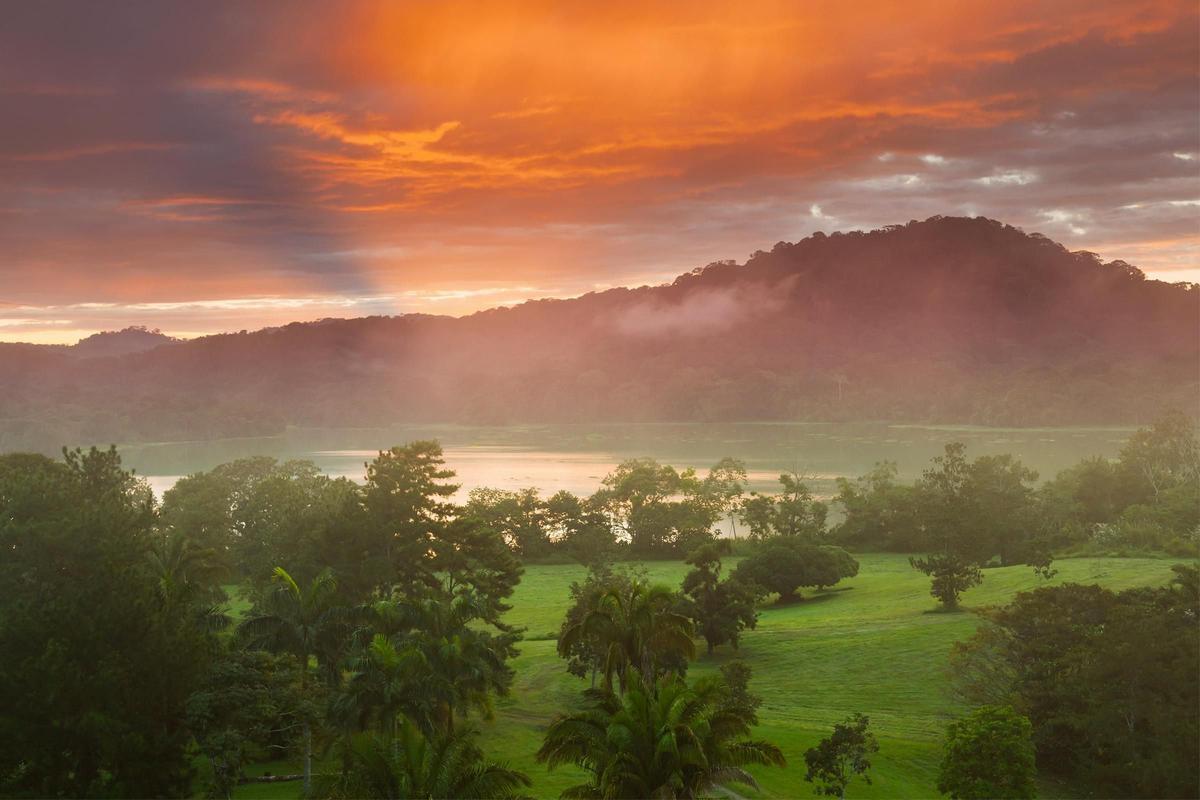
[116,422,1134,504]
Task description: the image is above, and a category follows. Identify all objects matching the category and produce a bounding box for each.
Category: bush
[732,540,858,601]
[937,706,1037,799]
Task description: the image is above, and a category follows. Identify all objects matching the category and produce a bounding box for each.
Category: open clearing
[232,553,1180,799]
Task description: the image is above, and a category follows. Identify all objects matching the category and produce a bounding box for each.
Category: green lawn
[232,554,1181,799]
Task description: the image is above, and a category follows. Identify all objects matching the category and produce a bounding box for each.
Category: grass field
[231,554,1181,799]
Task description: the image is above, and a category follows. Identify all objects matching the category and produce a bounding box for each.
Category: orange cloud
[0,0,1196,341]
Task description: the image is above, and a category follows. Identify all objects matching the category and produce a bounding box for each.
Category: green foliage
[364,441,460,589]
[834,412,1199,566]
[362,443,525,619]
[467,487,554,558]
[544,490,617,567]
[537,670,784,799]
[954,569,1199,798]
[239,567,349,684]
[1035,412,1200,555]
[733,539,859,601]
[557,578,694,693]
[162,457,378,601]
[238,567,349,791]
[0,447,214,797]
[161,456,283,574]
[803,713,879,798]
[1117,409,1200,501]
[187,650,307,799]
[936,706,1037,800]
[316,722,531,800]
[908,553,983,609]
[740,471,829,541]
[679,540,760,653]
[916,443,1039,565]
[834,462,923,551]
[336,592,519,736]
[432,515,525,624]
[558,565,635,682]
[591,457,743,556]
[1034,456,1126,538]
[3,433,1193,800]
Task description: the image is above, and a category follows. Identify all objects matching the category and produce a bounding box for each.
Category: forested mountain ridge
[2,216,1196,451]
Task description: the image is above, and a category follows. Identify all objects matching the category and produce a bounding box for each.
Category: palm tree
[537,673,784,799]
[331,633,434,741]
[558,581,694,693]
[316,722,531,799]
[146,530,229,629]
[342,592,516,735]
[238,567,348,793]
[407,594,515,732]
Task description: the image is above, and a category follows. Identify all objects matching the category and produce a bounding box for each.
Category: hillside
[1,216,1196,451]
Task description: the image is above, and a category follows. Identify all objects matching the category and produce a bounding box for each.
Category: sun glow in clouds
[0,0,1197,342]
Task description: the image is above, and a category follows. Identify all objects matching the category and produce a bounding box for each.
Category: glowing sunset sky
[2,1,1197,343]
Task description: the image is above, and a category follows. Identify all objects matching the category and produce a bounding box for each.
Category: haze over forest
[1,215,1195,452]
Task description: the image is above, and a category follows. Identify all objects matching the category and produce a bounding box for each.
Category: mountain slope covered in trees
[1,216,1196,450]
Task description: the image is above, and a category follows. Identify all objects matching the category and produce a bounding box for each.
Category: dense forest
[2,216,1196,452]
[1,412,1195,798]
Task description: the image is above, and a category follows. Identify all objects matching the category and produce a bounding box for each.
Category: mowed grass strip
[232,553,1178,799]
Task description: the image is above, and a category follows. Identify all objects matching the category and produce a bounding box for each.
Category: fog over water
[118,422,1134,505]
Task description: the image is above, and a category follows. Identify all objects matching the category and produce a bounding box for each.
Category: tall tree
[592,458,729,555]
[544,489,617,567]
[364,441,459,590]
[558,565,634,685]
[558,579,694,692]
[910,443,1042,603]
[187,649,307,799]
[338,592,519,736]
[238,567,348,793]
[431,516,524,625]
[160,455,282,574]
[0,448,213,797]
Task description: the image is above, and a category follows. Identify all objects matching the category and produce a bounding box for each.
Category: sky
[1,1,1197,344]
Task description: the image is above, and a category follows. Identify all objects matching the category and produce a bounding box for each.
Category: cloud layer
[1,1,1196,341]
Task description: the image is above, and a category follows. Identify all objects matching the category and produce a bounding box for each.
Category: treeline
[0,442,809,798]
[0,412,1196,798]
[836,410,1199,558]
[0,443,532,797]
[151,409,1195,589]
[3,217,1197,453]
[832,411,1198,608]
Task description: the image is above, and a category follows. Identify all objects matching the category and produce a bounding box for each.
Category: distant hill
[1,216,1196,452]
[0,327,177,360]
[71,327,177,358]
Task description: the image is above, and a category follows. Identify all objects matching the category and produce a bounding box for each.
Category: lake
[113,422,1134,503]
